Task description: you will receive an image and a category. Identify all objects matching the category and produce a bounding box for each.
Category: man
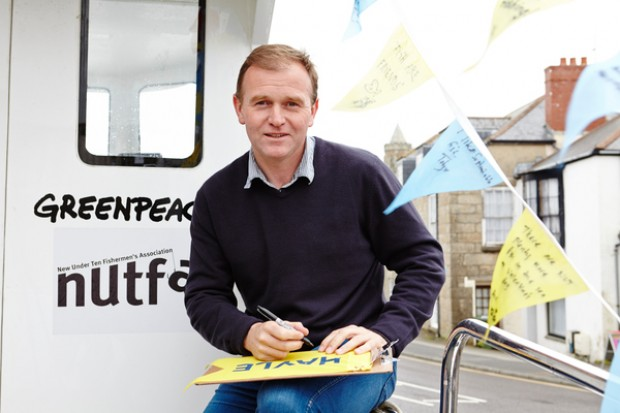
[185,44,445,412]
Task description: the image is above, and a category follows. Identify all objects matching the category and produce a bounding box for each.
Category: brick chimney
[545,57,604,133]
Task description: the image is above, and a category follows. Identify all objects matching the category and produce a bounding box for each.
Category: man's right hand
[243,321,309,360]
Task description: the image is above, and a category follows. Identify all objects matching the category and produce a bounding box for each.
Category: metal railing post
[439,319,609,413]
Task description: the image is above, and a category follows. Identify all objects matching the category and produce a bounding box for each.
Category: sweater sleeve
[362,157,446,357]
[184,184,259,355]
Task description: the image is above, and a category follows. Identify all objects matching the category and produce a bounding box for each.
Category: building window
[482,187,513,247]
[397,157,416,184]
[539,178,562,241]
[524,169,565,338]
[547,299,566,338]
[524,171,564,245]
[475,286,490,321]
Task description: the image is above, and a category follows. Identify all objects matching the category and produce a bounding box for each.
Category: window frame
[475,285,491,321]
[482,187,514,248]
[523,167,566,339]
[77,0,206,168]
[547,298,567,339]
[523,168,565,247]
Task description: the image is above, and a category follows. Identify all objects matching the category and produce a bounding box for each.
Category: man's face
[233,62,318,167]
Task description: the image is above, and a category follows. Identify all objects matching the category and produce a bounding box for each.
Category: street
[392,355,602,413]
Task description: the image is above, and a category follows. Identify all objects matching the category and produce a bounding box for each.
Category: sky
[268,0,620,159]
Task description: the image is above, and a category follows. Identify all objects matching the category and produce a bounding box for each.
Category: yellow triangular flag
[488,0,572,43]
[467,0,572,71]
[334,25,434,111]
[487,208,588,328]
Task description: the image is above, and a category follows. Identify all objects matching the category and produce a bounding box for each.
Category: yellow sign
[334,25,434,111]
[488,208,588,327]
[188,350,392,386]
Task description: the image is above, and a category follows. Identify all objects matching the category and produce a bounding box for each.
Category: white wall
[528,155,620,361]
[1,0,264,411]
[563,155,620,361]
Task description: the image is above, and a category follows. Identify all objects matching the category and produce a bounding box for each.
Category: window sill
[545,334,566,343]
[481,245,502,253]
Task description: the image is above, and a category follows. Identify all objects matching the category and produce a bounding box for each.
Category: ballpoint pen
[257,305,315,347]
[372,339,399,363]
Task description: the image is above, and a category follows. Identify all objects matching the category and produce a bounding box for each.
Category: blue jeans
[203,363,397,413]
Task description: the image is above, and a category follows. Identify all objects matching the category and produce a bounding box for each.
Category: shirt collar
[244,136,315,189]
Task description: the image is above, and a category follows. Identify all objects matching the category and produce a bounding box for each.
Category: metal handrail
[439,318,609,413]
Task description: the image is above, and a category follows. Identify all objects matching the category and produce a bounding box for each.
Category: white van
[0,0,274,410]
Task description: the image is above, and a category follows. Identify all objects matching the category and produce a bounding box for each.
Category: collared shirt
[244,136,315,189]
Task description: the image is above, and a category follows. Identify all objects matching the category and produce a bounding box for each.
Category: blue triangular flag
[344,0,378,38]
[601,349,620,412]
[564,51,620,151]
[384,120,503,214]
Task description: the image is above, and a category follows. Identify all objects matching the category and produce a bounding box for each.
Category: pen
[257,305,314,348]
[372,339,400,363]
[382,339,399,352]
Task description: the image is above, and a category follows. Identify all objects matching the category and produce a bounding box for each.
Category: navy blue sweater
[185,137,445,357]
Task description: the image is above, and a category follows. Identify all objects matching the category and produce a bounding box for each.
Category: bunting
[487,0,572,44]
[383,119,503,214]
[564,50,620,152]
[334,25,434,111]
[601,350,620,413]
[466,0,572,70]
[487,208,588,328]
[333,0,620,339]
[344,0,378,38]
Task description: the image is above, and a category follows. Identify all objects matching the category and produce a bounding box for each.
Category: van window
[85,88,110,155]
[78,0,205,167]
[139,83,196,159]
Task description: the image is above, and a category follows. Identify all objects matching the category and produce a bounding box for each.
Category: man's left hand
[318,325,387,356]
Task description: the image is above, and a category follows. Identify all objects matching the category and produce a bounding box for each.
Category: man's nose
[268,105,285,126]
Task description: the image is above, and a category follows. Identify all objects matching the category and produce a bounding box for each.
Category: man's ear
[233,94,245,125]
[308,98,319,127]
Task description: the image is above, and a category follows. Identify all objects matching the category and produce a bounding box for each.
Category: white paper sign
[53,227,191,334]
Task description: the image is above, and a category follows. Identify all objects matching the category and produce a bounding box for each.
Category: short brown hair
[235,44,318,104]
